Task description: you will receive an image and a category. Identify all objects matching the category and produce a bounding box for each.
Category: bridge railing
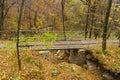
[0,30,85,43]
[0,30,84,38]
[0,30,86,46]
[16,30,85,45]
[0,30,118,41]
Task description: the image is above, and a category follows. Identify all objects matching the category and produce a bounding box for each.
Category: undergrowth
[0,49,101,80]
[91,46,120,72]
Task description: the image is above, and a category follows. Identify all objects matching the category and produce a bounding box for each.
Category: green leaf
[11,77,19,80]
[25,57,32,63]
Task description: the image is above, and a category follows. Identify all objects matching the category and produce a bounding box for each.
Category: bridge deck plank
[19,40,119,50]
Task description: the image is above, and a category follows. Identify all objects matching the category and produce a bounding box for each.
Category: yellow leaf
[109,17,112,21]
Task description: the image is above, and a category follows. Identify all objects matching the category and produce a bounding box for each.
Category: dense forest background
[0,0,120,40]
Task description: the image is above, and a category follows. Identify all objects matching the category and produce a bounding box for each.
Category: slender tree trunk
[34,8,38,27]
[89,12,94,39]
[89,1,97,39]
[100,4,104,38]
[102,0,112,51]
[85,0,90,39]
[118,32,120,48]
[45,0,49,30]
[107,29,111,39]
[0,0,4,38]
[28,5,32,29]
[89,9,94,39]
[16,0,25,71]
[52,17,55,31]
[118,39,120,48]
[28,6,33,36]
[61,0,66,40]
[89,17,93,38]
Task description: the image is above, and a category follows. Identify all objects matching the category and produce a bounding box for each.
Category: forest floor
[90,46,120,74]
[0,40,120,80]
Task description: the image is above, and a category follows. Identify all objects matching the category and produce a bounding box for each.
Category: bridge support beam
[69,49,86,65]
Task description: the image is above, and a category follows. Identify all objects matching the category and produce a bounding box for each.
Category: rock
[55,50,69,60]
[0,44,6,48]
[55,50,63,56]
[39,51,50,60]
[86,60,99,73]
[51,70,59,76]
[39,51,50,54]
[102,73,115,80]
[55,50,63,59]
[78,49,85,53]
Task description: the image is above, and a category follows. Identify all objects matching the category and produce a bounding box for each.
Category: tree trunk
[102,0,112,51]
[45,0,49,30]
[34,8,38,27]
[85,0,90,39]
[118,39,120,48]
[89,19,93,38]
[89,1,97,39]
[28,5,32,29]
[16,0,25,71]
[61,0,66,40]
[0,0,4,38]
[0,0,15,39]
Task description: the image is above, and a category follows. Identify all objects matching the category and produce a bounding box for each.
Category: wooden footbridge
[16,30,120,69]
[16,30,119,51]
[19,40,119,51]
[19,40,90,50]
